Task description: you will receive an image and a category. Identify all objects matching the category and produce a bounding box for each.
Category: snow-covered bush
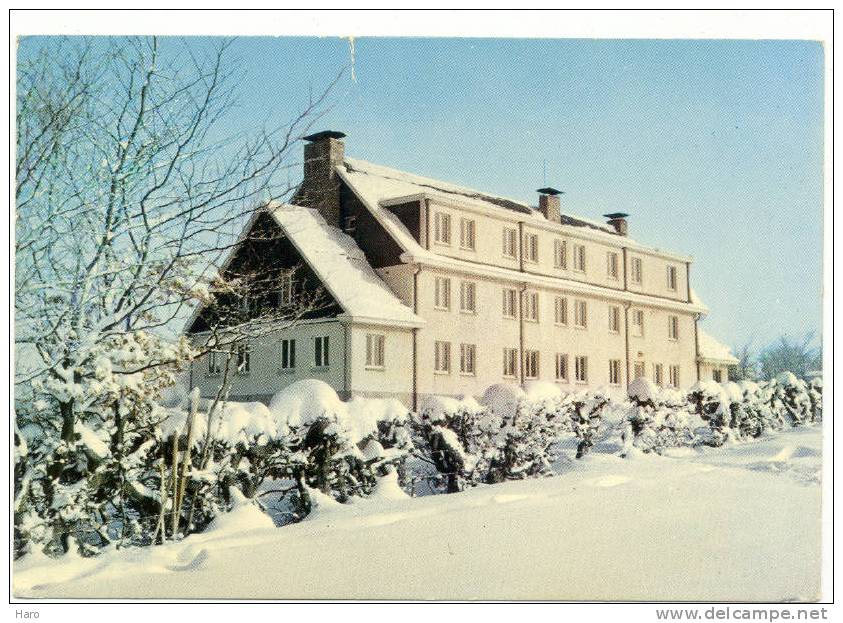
[687,381,734,446]
[570,389,611,458]
[770,372,813,427]
[808,377,823,423]
[622,379,693,455]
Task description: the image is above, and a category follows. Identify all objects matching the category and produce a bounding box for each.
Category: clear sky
[22,36,826,352]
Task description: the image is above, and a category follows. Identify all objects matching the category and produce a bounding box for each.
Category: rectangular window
[555,353,569,382]
[459,281,476,314]
[668,315,679,340]
[502,227,518,258]
[634,361,645,380]
[434,212,451,245]
[667,265,678,291]
[609,359,622,385]
[654,363,664,386]
[554,239,567,269]
[365,334,385,368]
[608,305,621,334]
[669,365,680,388]
[524,350,540,379]
[459,343,476,375]
[607,252,619,280]
[554,296,568,325]
[574,299,588,328]
[524,233,539,263]
[314,336,330,367]
[434,277,451,310]
[278,273,295,306]
[236,343,250,374]
[208,351,222,375]
[503,348,518,378]
[281,339,296,370]
[459,218,476,250]
[632,309,645,337]
[573,243,587,272]
[502,288,517,318]
[631,257,643,284]
[575,355,588,383]
[524,291,539,322]
[434,341,451,374]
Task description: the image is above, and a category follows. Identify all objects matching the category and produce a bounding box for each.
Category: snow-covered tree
[14,36,336,557]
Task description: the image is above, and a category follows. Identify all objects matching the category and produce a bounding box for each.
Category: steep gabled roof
[697,330,739,365]
[268,203,423,328]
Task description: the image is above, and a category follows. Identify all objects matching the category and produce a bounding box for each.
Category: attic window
[343,215,357,233]
[278,273,295,306]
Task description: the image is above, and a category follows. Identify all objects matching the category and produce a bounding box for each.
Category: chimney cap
[537,187,564,196]
[303,130,347,142]
[603,212,629,219]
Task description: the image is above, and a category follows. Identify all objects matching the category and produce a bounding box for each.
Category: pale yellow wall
[190,320,347,402]
[347,323,415,401]
[626,250,689,302]
[699,362,731,383]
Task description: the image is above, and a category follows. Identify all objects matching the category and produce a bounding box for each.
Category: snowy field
[14,425,821,601]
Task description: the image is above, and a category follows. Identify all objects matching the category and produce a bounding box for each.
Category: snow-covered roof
[269,204,423,328]
[697,330,739,365]
[338,157,693,262]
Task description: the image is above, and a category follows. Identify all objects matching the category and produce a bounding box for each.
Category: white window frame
[669,365,680,388]
[343,214,357,234]
[459,281,476,314]
[554,296,568,326]
[502,288,517,319]
[280,339,296,371]
[236,343,250,375]
[574,299,588,329]
[524,291,539,323]
[654,363,664,386]
[633,361,645,380]
[607,251,620,280]
[365,334,385,369]
[667,265,678,291]
[608,305,621,334]
[524,233,539,263]
[503,348,518,378]
[555,353,569,382]
[459,343,477,376]
[574,355,588,384]
[573,243,587,272]
[668,315,680,340]
[609,359,622,386]
[434,212,452,245]
[524,349,540,380]
[434,277,451,311]
[208,351,222,375]
[459,218,476,250]
[434,341,451,374]
[314,335,330,368]
[278,273,295,306]
[502,227,517,258]
[554,239,567,269]
[632,309,645,337]
[631,256,643,284]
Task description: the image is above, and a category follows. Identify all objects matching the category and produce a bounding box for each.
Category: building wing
[697,330,739,366]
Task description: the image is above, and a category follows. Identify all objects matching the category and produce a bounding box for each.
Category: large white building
[187,131,737,406]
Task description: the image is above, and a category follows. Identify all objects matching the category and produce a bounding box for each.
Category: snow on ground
[14,426,822,601]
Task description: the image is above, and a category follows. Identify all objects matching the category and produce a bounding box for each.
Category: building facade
[188,131,735,406]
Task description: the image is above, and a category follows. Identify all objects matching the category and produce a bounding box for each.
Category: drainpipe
[518,282,527,385]
[622,247,628,291]
[623,303,631,387]
[343,321,351,399]
[517,221,524,273]
[694,313,701,382]
[685,261,692,303]
[412,265,421,411]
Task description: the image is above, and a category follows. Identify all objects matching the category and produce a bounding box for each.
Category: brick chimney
[604,212,629,236]
[295,130,346,227]
[537,187,563,223]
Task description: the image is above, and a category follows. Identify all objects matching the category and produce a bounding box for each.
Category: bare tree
[729,341,757,381]
[14,35,340,555]
[757,332,821,381]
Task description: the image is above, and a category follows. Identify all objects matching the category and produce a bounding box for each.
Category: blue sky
[225,36,823,351]
[22,36,825,351]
